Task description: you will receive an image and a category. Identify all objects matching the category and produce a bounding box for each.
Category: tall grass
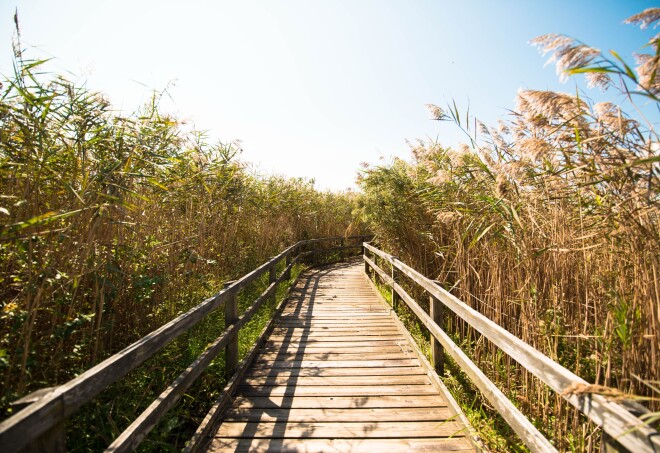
[0,35,363,448]
[357,8,659,452]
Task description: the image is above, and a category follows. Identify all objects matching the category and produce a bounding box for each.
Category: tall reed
[0,40,362,443]
[357,8,659,451]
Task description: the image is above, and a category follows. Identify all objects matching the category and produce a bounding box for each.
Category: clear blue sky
[0,1,657,190]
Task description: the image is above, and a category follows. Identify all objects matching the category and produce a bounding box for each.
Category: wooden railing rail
[0,235,371,453]
[363,242,660,453]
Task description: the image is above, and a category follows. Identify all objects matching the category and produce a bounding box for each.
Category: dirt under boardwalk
[207,261,476,452]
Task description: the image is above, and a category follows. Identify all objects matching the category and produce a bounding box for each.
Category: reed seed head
[585,72,613,91]
[624,7,660,29]
[634,53,660,95]
[426,104,448,121]
[531,34,601,82]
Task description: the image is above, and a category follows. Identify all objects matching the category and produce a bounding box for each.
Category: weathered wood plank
[245,366,426,378]
[254,352,414,361]
[208,437,474,453]
[269,327,402,334]
[215,420,465,438]
[238,384,438,397]
[242,375,431,386]
[269,328,403,334]
[265,335,406,342]
[274,325,397,330]
[251,359,420,369]
[276,309,393,316]
[280,309,387,314]
[260,345,408,355]
[223,407,454,422]
[280,312,389,317]
[267,332,403,339]
[263,339,407,348]
[276,319,395,325]
[231,394,450,409]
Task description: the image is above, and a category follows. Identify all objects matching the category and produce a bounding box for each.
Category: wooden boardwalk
[206,261,476,452]
[4,238,655,452]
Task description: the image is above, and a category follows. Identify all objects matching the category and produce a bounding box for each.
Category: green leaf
[1,208,88,233]
[469,223,496,250]
[567,66,617,75]
[509,204,523,231]
[609,50,637,81]
[620,155,660,169]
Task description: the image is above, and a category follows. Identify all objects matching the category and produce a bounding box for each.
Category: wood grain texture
[206,262,475,452]
[208,438,474,453]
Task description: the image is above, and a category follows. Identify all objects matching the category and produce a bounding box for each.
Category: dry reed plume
[358,8,659,452]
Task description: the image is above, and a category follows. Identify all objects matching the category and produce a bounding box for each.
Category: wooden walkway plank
[238,384,439,397]
[215,420,466,438]
[231,394,452,409]
[206,262,476,452]
[209,438,475,452]
[223,407,455,422]
[245,367,427,378]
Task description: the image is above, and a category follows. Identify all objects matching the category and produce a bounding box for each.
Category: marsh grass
[0,35,363,449]
[358,9,659,451]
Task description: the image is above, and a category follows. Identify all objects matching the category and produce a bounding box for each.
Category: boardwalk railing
[362,242,660,453]
[0,235,371,453]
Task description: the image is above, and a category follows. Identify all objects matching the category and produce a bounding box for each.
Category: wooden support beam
[390,257,400,311]
[284,252,292,280]
[429,294,444,376]
[362,244,370,276]
[269,263,277,309]
[224,283,239,380]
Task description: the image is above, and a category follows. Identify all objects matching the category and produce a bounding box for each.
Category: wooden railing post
[10,388,64,453]
[362,244,369,276]
[308,242,313,265]
[430,294,444,375]
[391,257,399,311]
[223,282,238,380]
[603,435,626,453]
[269,263,277,309]
[284,251,292,280]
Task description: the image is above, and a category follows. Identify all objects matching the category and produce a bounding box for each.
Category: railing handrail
[0,235,372,453]
[363,242,660,453]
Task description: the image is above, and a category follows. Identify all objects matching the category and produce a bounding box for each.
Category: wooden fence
[362,242,660,453]
[0,235,371,453]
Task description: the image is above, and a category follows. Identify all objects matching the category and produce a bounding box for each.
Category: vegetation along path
[204,261,476,452]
